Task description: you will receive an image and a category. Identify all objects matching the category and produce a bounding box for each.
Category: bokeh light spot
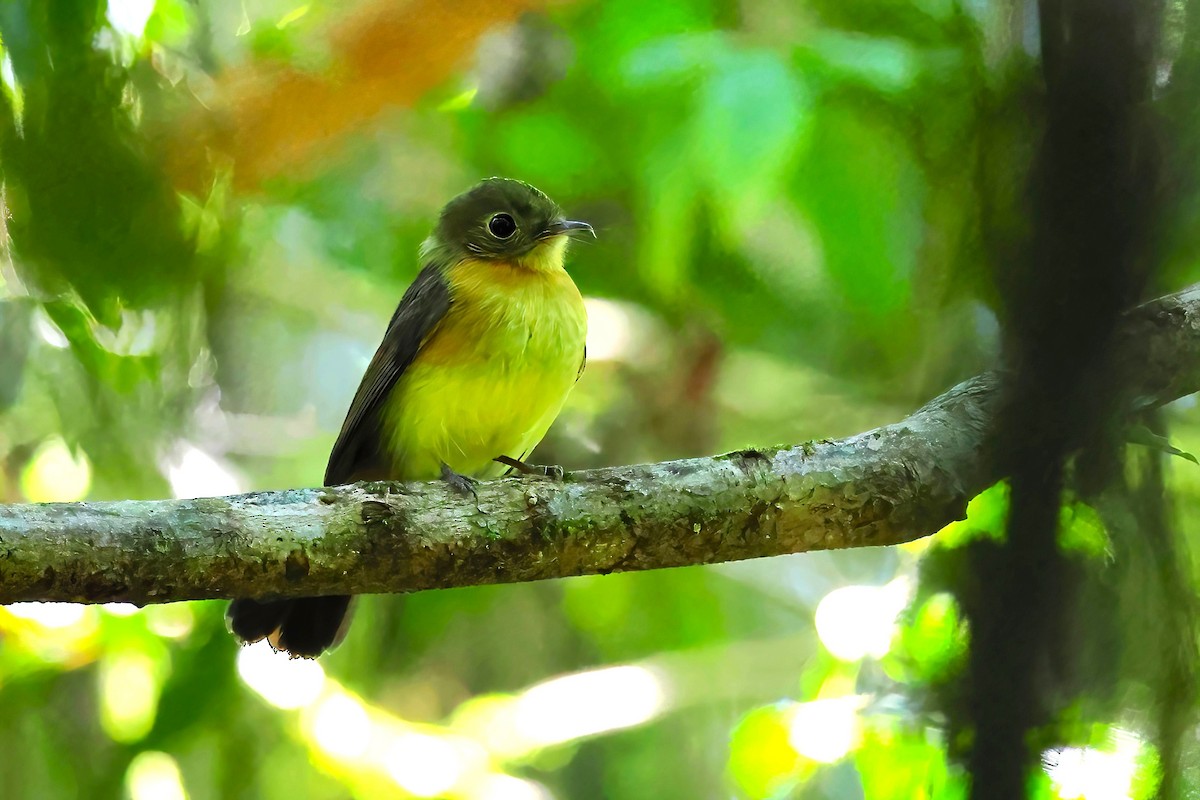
[21,437,91,502]
[512,665,667,747]
[6,602,88,629]
[583,298,635,362]
[311,692,372,760]
[108,0,157,38]
[814,578,912,661]
[164,442,242,499]
[383,733,467,797]
[146,604,195,639]
[786,696,865,763]
[126,751,188,800]
[1044,729,1145,800]
[237,641,325,709]
[100,650,162,742]
[469,774,551,800]
[102,603,141,617]
[33,309,69,349]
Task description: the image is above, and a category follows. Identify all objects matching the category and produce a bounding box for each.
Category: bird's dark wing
[324,264,452,486]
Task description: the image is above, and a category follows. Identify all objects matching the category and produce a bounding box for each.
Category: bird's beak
[542,219,596,239]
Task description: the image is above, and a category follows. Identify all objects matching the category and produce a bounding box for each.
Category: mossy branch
[2,286,1200,605]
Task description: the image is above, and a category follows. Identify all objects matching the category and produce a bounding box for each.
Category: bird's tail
[227,596,353,659]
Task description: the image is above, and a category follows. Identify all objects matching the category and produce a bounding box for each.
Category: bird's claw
[440,462,479,499]
[539,464,566,481]
[495,455,565,481]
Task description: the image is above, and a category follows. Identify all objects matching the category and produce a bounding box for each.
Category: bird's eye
[488,213,517,239]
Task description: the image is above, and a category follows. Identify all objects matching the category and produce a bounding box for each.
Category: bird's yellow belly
[382,259,586,481]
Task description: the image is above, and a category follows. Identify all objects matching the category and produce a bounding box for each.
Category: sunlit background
[0,0,1195,798]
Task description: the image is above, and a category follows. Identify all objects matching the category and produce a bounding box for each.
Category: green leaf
[885,592,968,684]
[636,138,698,298]
[1126,423,1200,465]
[493,111,608,194]
[727,704,807,799]
[794,105,921,340]
[693,50,810,209]
[621,33,726,89]
[855,722,965,800]
[142,0,192,47]
[801,32,920,94]
[933,482,1111,558]
[933,482,1010,547]
[1056,500,1111,560]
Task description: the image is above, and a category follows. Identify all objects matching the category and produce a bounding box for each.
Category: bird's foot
[495,455,566,481]
[440,462,479,499]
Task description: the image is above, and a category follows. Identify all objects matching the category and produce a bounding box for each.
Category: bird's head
[422,177,594,272]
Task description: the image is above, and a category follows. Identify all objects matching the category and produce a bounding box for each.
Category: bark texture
[2,286,1200,605]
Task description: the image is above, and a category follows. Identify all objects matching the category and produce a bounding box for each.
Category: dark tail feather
[227,596,354,659]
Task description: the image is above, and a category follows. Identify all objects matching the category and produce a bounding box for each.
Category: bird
[226,178,592,658]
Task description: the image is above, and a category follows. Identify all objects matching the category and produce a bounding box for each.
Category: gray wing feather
[324,265,451,486]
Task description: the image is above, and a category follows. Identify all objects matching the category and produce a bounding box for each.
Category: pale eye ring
[488,213,517,239]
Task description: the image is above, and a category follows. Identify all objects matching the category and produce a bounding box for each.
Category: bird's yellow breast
[383,256,587,481]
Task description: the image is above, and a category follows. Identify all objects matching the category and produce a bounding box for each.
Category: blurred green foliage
[1,0,1199,798]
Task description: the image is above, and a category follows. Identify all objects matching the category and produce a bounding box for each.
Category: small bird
[227,178,592,657]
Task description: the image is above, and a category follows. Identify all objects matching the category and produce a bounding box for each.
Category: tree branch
[2,285,1200,605]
